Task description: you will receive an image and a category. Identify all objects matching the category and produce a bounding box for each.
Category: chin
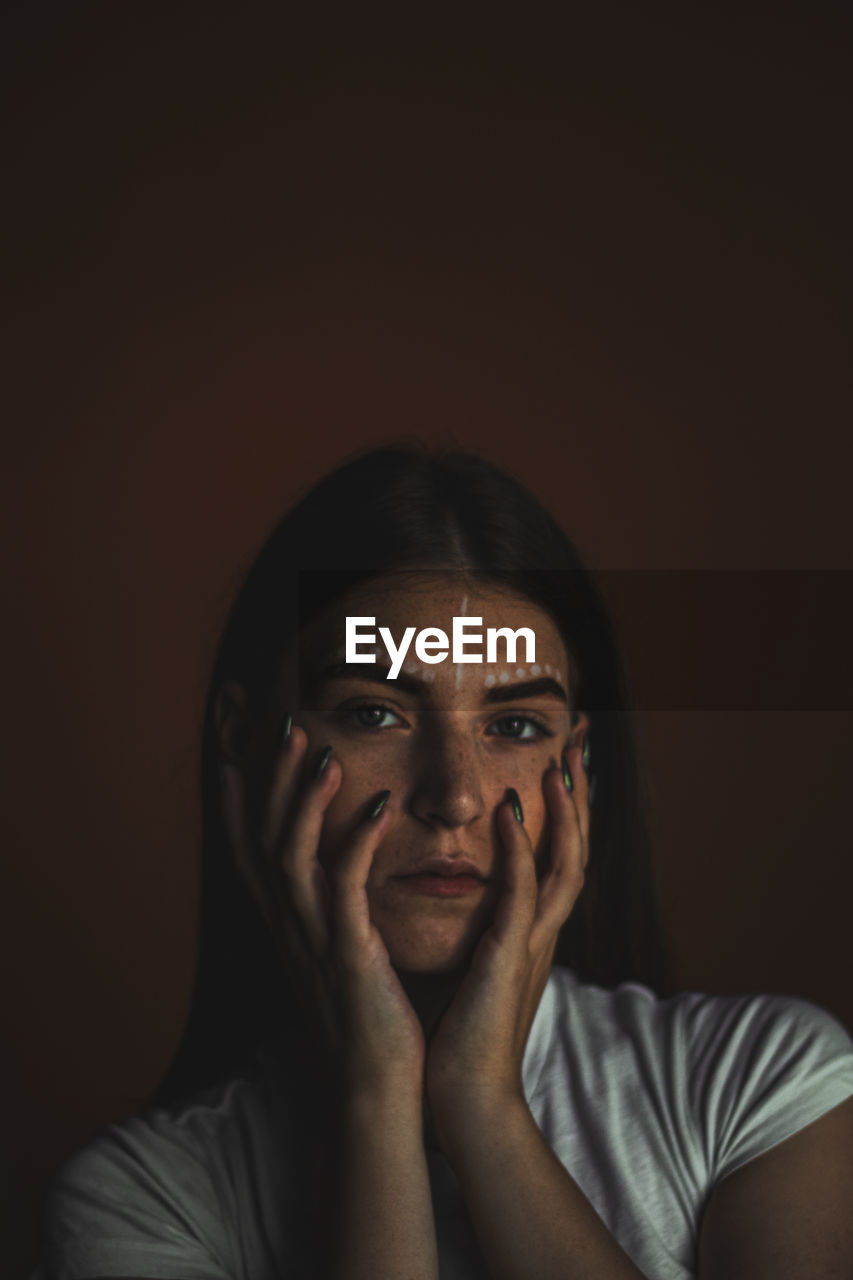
[382,918,483,974]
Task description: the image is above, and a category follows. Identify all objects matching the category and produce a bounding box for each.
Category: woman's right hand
[220,722,426,1102]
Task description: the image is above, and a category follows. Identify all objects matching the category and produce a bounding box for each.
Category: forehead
[297,570,570,682]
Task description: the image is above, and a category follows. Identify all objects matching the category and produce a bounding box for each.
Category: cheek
[524,789,549,853]
[334,738,409,800]
[314,737,410,860]
[511,747,552,804]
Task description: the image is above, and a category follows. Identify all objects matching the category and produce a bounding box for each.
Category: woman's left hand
[424,745,590,1150]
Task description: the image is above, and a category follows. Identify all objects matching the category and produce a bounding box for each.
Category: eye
[344,703,403,731]
[487,714,552,743]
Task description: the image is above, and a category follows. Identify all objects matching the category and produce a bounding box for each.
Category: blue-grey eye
[489,715,546,741]
[351,705,399,729]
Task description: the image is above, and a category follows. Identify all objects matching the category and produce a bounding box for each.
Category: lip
[397,857,489,880]
[393,857,493,898]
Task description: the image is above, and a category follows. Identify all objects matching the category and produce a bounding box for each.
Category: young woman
[33,445,853,1279]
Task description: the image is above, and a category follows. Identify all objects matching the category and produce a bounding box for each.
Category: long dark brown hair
[151,443,670,1106]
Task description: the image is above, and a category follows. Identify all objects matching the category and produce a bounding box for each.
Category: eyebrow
[312,661,568,705]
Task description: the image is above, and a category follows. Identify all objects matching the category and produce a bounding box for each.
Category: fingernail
[561,752,574,793]
[279,712,293,749]
[581,734,591,773]
[589,774,597,807]
[506,787,524,824]
[369,788,391,819]
[313,746,332,780]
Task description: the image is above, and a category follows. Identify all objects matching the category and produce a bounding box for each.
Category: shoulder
[34,1067,282,1280]
[679,988,853,1182]
[679,986,853,1091]
[544,967,853,1181]
[546,964,853,1066]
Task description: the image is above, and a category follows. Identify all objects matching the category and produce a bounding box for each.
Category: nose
[409,724,485,830]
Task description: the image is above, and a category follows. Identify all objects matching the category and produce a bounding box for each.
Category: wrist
[430,1087,530,1159]
[326,1043,423,1106]
[341,1074,425,1121]
[338,1084,427,1159]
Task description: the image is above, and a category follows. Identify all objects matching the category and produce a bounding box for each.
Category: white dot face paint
[531,664,541,676]
[544,663,552,674]
[499,672,510,683]
[515,667,525,678]
[400,660,436,681]
[484,673,496,687]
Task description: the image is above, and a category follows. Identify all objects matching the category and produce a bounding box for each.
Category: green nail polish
[561,752,574,793]
[279,712,293,749]
[507,787,524,824]
[313,746,332,780]
[582,735,591,772]
[369,789,391,819]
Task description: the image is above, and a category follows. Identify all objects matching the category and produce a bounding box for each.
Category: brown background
[3,6,852,1274]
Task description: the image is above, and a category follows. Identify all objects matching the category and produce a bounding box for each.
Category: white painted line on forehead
[455,593,467,689]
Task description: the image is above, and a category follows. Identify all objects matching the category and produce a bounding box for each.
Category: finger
[572,738,591,851]
[530,755,586,952]
[328,791,393,963]
[554,743,590,858]
[491,789,538,949]
[259,720,309,854]
[279,745,343,950]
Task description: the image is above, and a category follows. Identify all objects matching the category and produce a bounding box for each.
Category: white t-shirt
[33,967,853,1280]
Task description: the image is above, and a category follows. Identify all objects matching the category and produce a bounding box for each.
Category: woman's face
[274,572,588,976]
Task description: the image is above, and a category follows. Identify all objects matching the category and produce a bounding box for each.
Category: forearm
[441,1095,647,1280]
[320,1087,439,1280]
